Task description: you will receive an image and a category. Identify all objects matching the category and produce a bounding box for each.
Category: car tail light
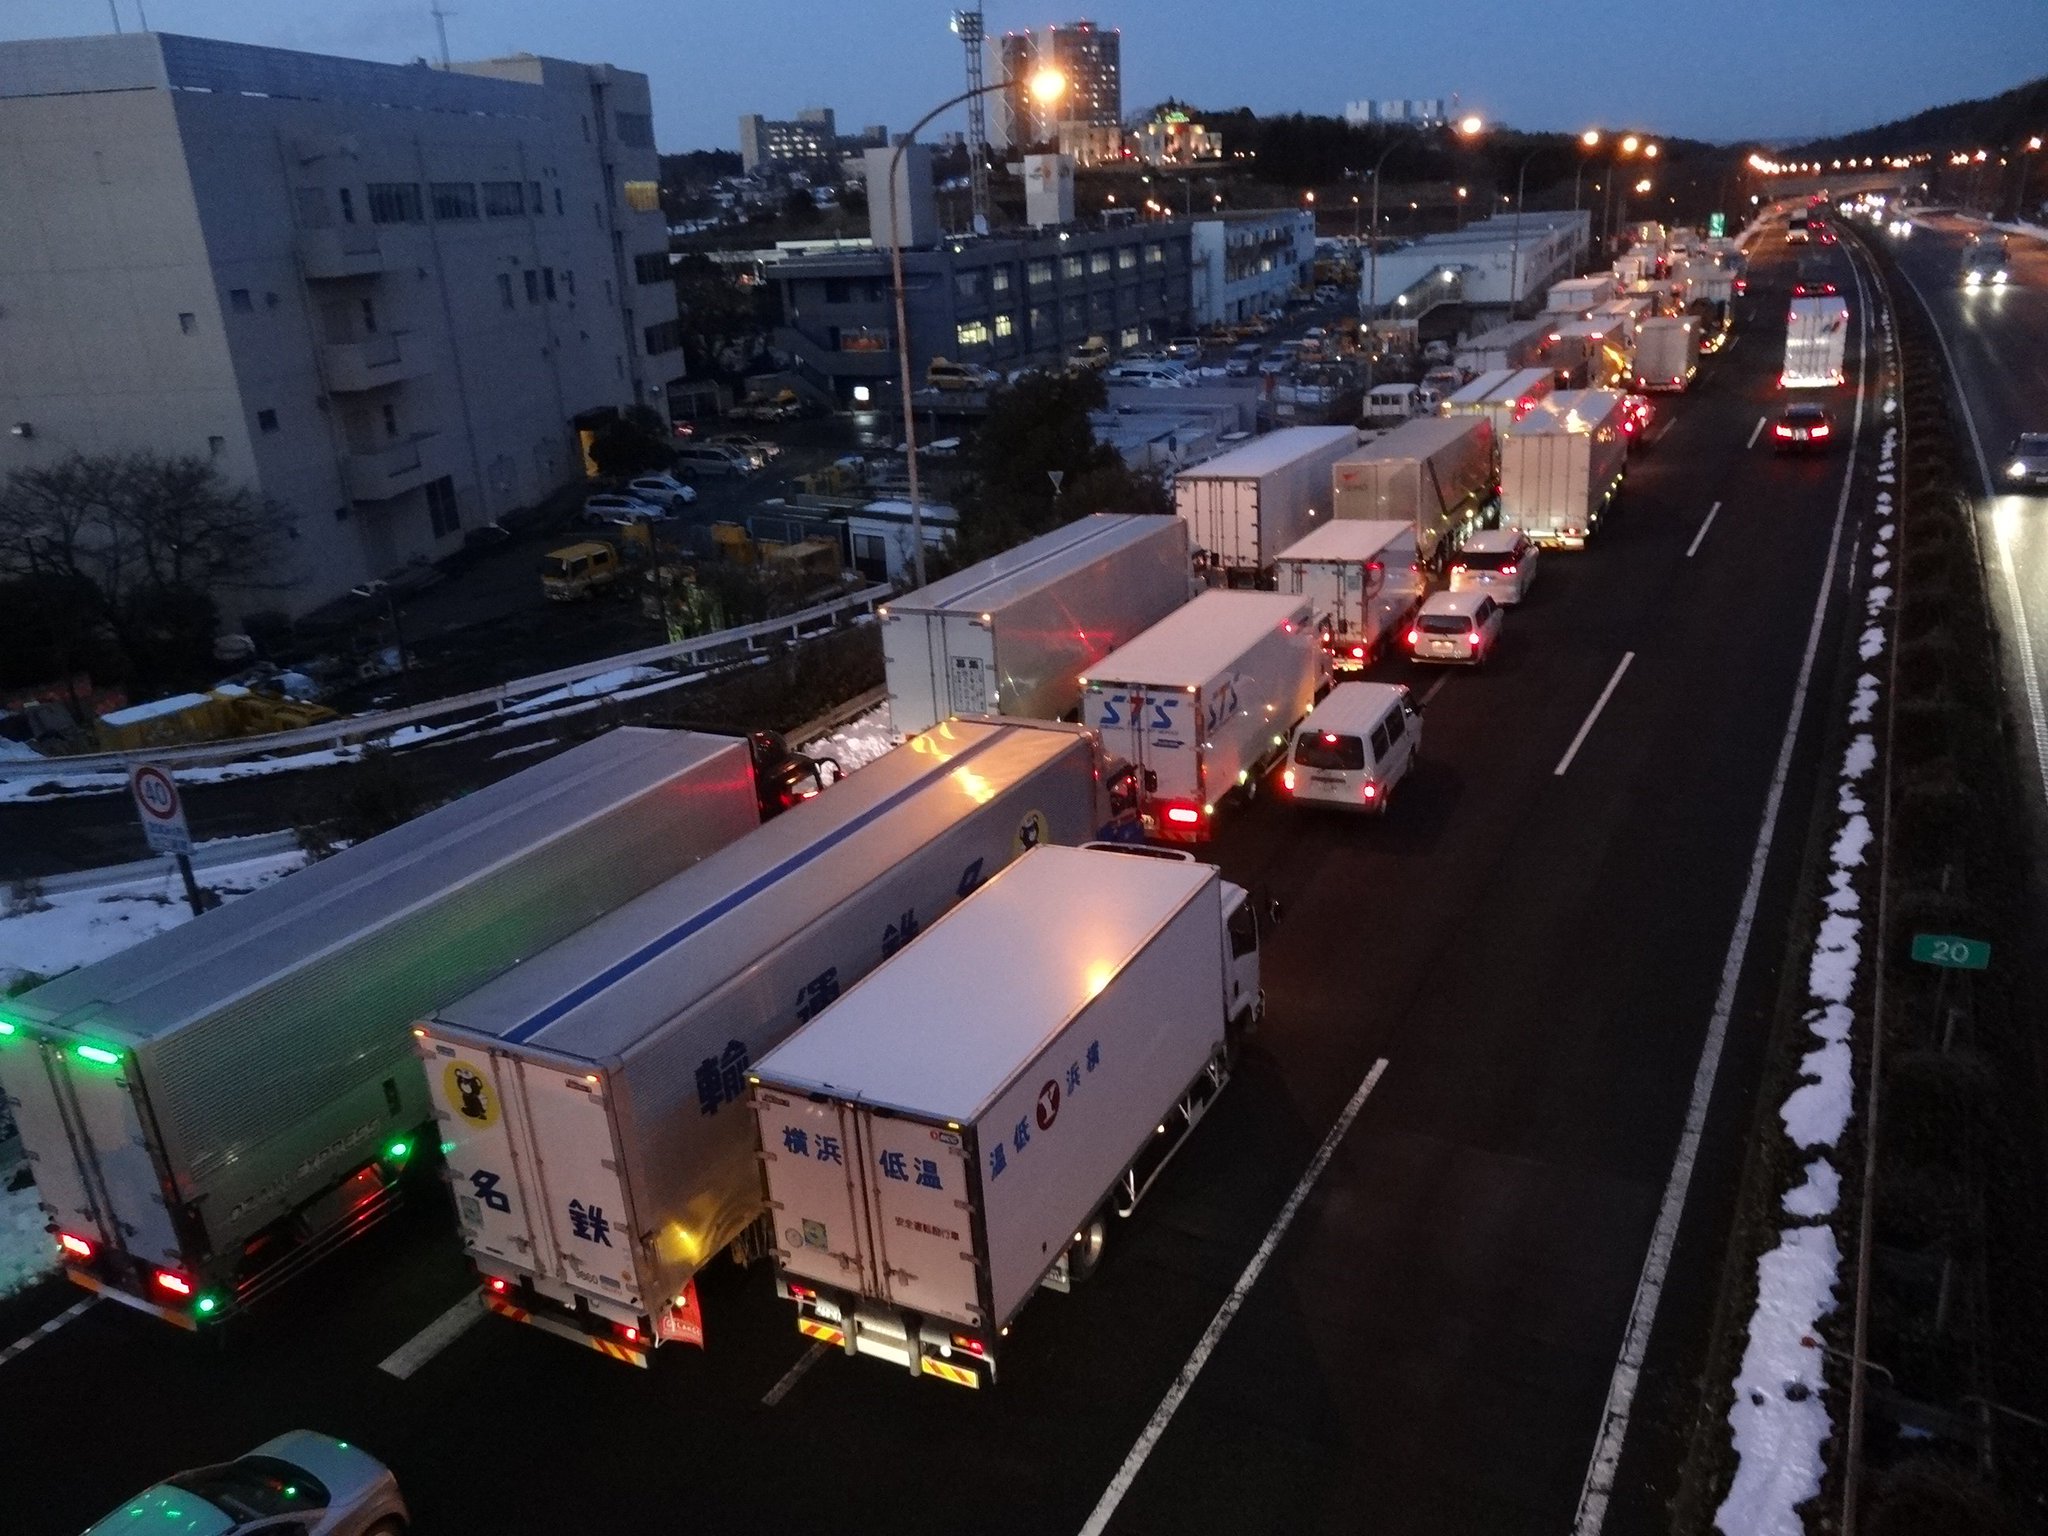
[58,1232,95,1261]
[1466,631,1482,647]
[1349,645,1365,659]
[154,1269,194,1297]
[1810,424,1830,439]
[950,1333,988,1357]
[1406,628,1420,646]
[1501,564,1517,576]
[1322,732,1339,744]
[1164,805,1201,826]
[1362,782,1379,800]
[1450,563,1467,574]
[1281,768,1296,792]
[1774,424,1795,438]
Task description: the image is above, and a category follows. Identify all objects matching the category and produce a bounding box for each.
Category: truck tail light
[58,1232,95,1261]
[1349,645,1365,659]
[1450,563,1467,574]
[788,1282,816,1300]
[487,1276,509,1294]
[154,1269,194,1297]
[950,1333,987,1357]
[1281,768,1296,792]
[616,1323,641,1346]
[1164,805,1201,826]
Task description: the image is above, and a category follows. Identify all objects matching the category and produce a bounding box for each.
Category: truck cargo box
[880,514,1190,735]
[1173,426,1358,584]
[1632,315,1699,392]
[1273,518,1425,669]
[1080,591,1322,841]
[1440,367,1555,435]
[1331,414,1497,569]
[1782,294,1849,388]
[1,729,759,1325]
[420,719,1117,1362]
[1500,389,1630,548]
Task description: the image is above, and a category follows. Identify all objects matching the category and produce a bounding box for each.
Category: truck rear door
[758,1090,877,1297]
[3,1039,181,1267]
[851,1109,981,1328]
[426,1042,543,1272]
[516,1064,645,1310]
[1084,686,1198,822]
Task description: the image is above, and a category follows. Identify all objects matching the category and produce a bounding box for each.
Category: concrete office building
[738,108,837,174]
[1360,210,1590,318]
[0,32,684,615]
[772,223,1194,403]
[1189,210,1315,326]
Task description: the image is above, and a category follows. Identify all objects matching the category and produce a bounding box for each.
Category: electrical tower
[951,9,991,235]
[430,2,455,68]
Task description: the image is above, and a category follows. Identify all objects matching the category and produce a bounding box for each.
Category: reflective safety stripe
[484,1289,646,1368]
[920,1356,982,1389]
[797,1317,845,1346]
[483,1292,531,1324]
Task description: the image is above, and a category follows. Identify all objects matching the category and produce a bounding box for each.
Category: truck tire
[1066,1214,1108,1284]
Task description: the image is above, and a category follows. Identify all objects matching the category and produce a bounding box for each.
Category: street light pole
[888,68,1062,589]
[1509,148,1541,319]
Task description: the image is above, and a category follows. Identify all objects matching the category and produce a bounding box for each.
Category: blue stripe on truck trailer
[497,729,1015,1046]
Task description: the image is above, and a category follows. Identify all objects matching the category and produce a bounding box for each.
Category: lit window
[994,313,1015,339]
[956,320,991,348]
[623,180,660,213]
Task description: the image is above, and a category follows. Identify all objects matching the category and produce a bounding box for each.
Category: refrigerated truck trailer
[1273,518,1425,670]
[1545,273,1620,316]
[419,718,1123,1365]
[1782,293,1849,388]
[1172,426,1358,586]
[0,729,759,1327]
[1499,389,1630,548]
[752,843,1264,1388]
[1331,413,1498,570]
[1632,315,1699,392]
[880,513,1191,735]
[1440,367,1556,437]
[1453,318,1551,379]
[1079,590,1323,842]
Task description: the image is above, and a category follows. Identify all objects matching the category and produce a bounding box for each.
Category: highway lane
[0,250,1883,1536]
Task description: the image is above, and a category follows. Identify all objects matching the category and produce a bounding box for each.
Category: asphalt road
[1885,214,2048,806]
[0,239,1886,1536]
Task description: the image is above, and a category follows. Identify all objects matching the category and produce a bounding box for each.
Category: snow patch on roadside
[804,705,898,774]
[1719,1225,1843,1536]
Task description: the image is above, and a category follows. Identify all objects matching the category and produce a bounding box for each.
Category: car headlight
[1994,270,2009,285]
[2013,461,2031,479]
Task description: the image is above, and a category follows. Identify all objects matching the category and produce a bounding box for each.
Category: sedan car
[623,473,699,510]
[1257,347,1296,377]
[1449,529,1538,605]
[1772,402,1837,452]
[81,1432,408,1535]
[579,492,669,526]
[2005,433,2048,492]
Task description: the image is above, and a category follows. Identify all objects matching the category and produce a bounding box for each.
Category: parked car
[1104,360,1195,388]
[623,473,699,510]
[927,357,1002,392]
[1225,342,1264,377]
[580,492,669,527]
[1407,589,1503,665]
[1280,682,1421,814]
[1066,335,1112,372]
[541,541,626,602]
[79,1431,408,1536]
[709,431,782,461]
[2004,432,2048,491]
[673,442,757,477]
[1257,347,1295,377]
[1165,336,1206,362]
[1448,529,1539,605]
[1771,402,1837,452]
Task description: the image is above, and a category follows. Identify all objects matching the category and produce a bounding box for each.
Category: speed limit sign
[130,763,192,856]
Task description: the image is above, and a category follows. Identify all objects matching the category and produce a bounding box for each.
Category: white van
[1105,360,1194,389]
[673,442,756,477]
[1281,683,1421,814]
[1406,589,1503,665]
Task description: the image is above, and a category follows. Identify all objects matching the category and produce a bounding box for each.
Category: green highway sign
[1708,212,1727,238]
[1910,933,1990,971]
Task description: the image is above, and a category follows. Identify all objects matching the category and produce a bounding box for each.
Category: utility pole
[429,1,454,68]
[952,9,991,235]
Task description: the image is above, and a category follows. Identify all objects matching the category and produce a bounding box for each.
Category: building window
[614,110,654,148]
[543,268,557,301]
[257,408,279,434]
[178,312,196,334]
[1089,250,1112,275]
[563,270,576,298]
[334,504,351,522]
[1116,247,1137,271]
[991,265,1012,294]
[956,319,991,349]
[530,180,544,214]
[230,288,252,312]
[496,273,514,310]
[994,312,1015,339]
[381,401,400,438]
[366,182,423,224]
[634,251,670,285]
[483,180,525,218]
[1145,243,1165,266]
[294,187,329,229]
[524,270,541,304]
[338,187,356,224]
[1061,255,1084,281]
[1030,303,1054,335]
[431,182,479,221]
[623,180,660,213]
[554,188,564,217]
[955,270,983,300]
[425,475,461,537]
[1063,296,1086,326]
[1121,327,1141,349]
[643,319,682,355]
[1028,259,1053,287]
[836,327,889,352]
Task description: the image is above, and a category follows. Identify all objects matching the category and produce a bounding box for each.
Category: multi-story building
[738,108,838,174]
[0,32,683,615]
[1343,98,1453,128]
[993,20,1120,150]
[772,222,1194,403]
[1189,211,1316,327]
[1131,109,1224,169]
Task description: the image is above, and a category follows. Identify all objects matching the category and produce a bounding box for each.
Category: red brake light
[1466,631,1482,646]
[59,1232,95,1260]
[1322,732,1339,744]
[1362,782,1379,799]
[1810,424,1829,438]
[488,1276,509,1293]
[1774,424,1794,438]
[1281,767,1296,792]
[1350,645,1365,659]
[154,1269,194,1297]
[1165,806,1201,826]
[1501,564,1518,576]
[618,1324,641,1345]
[950,1333,988,1357]
[788,1283,816,1300]
[1406,628,1420,645]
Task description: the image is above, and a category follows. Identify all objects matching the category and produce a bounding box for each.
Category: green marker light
[0,1020,17,1037]
[196,1295,219,1315]
[386,1139,411,1161]
[74,1043,123,1067]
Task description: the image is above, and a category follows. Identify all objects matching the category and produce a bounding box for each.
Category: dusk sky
[9,0,2046,150]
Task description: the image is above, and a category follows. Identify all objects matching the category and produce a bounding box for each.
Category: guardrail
[3,584,891,781]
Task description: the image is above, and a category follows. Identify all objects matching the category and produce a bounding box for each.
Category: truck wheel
[1066,1214,1108,1284]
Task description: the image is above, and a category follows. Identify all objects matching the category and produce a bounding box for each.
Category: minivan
[673,443,755,478]
[1281,683,1422,814]
[1407,590,1503,665]
[927,357,1001,392]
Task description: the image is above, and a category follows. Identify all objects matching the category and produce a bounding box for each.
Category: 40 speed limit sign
[130,763,193,856]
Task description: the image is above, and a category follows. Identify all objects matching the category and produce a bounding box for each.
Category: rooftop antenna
[951,8,990,235]
[429,1,454,68]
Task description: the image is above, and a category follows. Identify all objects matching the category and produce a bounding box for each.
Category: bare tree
[0,452,298,697]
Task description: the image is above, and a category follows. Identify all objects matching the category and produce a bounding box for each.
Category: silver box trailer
[1173,426,1358,584]
[419,719,1121,1364]
[1331,413,1498,569]
[880,514,1191,735]
[754,844,1263,1388]
[1273,518,1425,671]
[1500,389,1630,548]
[1453,319,1552,378]
[0,729,758,1326]
[1545,273,1620,315]
[1631,315,1699,392]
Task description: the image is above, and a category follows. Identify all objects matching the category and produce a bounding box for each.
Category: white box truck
[1453,319,1551,378]
[1632,315,1699,392]
[1080,591,1323,842]
[1173,426,1358,585]
[1273,518,1425,671]
[1782,293,1849,388]
[418,719,1126,1365]
[1499,389,1630,549]
[1546,318,1630,389]
[0,729,759,1328]
[1545,273,1619,315]
[1441,367,1556,436]
[1331,413,1498,570]
[751,843,1267,1388]
[880,514,1191,734]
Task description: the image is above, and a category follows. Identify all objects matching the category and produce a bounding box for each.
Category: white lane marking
[1571,236,1875,1536]
[1891,261,2048,798]
[378,1295,484,1380]
[1552,654,1636,777]
[1686,501,1724,559]
[1746,414,1768,450]
[1077,1058,1389,1536]
[0,1298,96,1369]
[1419,675,1452,707]
[762,1340,829,1406]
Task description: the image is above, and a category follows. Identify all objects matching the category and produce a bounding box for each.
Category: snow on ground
[804,704,898,775]
[0,847,309,996]
[2,1172,50,1300]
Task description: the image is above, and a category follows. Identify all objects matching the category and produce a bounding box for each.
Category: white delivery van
[1281,683,1422,814]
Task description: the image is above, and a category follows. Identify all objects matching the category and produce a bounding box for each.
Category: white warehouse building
[1361,210,1590,320]
[1190,209,1316,327]
[0,32,686,616]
